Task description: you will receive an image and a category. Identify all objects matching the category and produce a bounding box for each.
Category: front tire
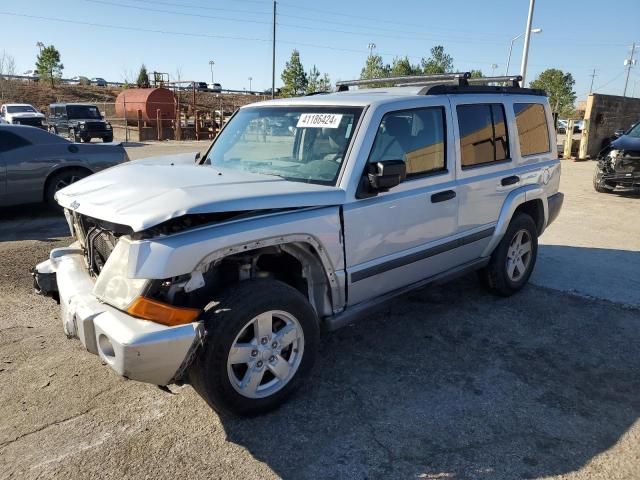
[477,213,538,297]
[593,165,615,193]
[68,128,79,143]
[189,279,319,416]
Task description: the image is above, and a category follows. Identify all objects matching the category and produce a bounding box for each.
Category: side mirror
[613,129,625,138]
[367,160,406,192]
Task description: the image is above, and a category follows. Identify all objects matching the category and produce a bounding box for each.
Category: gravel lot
[0,146,638,480]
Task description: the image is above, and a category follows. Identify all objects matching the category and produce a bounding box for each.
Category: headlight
[93,239,148,310]
[105,123,112,129]
[79,122,86,129]
[608,149,620,158]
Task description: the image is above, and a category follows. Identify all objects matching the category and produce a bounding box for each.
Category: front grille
[86,228,117,275]
[72,213,118,275]
[85,121,106,132]
[14,117,43,128]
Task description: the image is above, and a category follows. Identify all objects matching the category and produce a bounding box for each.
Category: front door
[343,104,459,306]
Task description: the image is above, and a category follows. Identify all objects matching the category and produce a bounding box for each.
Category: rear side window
[513,103,550,156]
[0,131,31,152]
[457,104,510,168]
[369,107,447,177]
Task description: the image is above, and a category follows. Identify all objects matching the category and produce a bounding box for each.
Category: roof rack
[336,72,471,91]
[335,73,528,92]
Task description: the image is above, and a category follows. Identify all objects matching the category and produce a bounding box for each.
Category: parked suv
[34,73,563,416]
[48,103,113,143]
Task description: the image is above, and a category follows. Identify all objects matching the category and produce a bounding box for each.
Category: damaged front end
[596,148,640,190]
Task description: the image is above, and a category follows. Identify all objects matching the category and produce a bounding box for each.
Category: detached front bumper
[33,246,202,385]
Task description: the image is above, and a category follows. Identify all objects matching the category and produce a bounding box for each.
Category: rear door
[449,97,518,262]
[343,101,460,306]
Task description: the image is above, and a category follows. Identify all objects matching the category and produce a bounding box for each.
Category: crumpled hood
[55,157,345,232]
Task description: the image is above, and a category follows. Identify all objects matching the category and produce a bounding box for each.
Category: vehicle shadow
[0,205,69,243]
[214,269,640,479]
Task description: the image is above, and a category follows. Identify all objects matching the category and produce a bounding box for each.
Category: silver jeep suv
[34,73,564,416]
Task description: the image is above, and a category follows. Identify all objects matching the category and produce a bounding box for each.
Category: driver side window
[369,107,447,177]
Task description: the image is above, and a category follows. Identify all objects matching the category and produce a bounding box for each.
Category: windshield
[206,106,363,185]
[7,105,37,114]
[67,105,102,119]
[626,123,640,138]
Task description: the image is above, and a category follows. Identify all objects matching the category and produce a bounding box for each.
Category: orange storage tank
[115,88,176,126]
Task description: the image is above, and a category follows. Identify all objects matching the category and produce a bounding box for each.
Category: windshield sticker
[297,113,343,128]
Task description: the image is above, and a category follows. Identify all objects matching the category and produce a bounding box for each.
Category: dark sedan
[0,124,128,206]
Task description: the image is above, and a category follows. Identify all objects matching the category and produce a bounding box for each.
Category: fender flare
[481,185,548,257]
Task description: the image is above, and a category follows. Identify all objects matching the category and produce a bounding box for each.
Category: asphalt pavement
[0,147,638,480]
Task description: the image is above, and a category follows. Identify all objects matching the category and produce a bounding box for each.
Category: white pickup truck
[34,73,563,416]
[0,103,46,129]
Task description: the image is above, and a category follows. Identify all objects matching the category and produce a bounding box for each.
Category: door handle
[431,190,456,203]
[501,175,520,186]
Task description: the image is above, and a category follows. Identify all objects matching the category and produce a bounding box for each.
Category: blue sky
[2,0,639,99]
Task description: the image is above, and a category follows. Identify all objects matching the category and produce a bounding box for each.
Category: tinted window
[513,103,550,156]
[369,107,446,176]
[66,105,102,119]
[0,130,31,152]
[457,104,510,168]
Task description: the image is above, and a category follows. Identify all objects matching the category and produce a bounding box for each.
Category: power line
[83,0,512,46]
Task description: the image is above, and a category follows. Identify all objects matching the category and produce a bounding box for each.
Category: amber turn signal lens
[127,297,201,326]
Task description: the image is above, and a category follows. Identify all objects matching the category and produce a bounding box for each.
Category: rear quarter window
[0,130,32,152]
[513,103,550,156]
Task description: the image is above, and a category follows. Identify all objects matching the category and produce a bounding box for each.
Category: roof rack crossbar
[336,72,471,91]
[335,73,525,92]
[467,75,522,87]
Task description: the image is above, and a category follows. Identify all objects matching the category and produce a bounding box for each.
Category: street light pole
[36,41,44,53]
[367,42,376,56]
[248,76,252,92]
[506,28,541,76]
[519,0,536,86]
[208,60,214,85]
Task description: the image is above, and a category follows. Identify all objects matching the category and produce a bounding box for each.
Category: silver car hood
[55,158,346,232]
[10,112,45,119]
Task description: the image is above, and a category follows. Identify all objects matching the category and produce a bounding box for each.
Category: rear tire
[477,213,538,297]
[44,168,90,205]
[189,279,319,416]
[103,136,113,143]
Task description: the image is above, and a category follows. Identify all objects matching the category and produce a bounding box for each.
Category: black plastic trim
[350,227,495,282]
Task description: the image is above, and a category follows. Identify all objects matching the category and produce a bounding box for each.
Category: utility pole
[588,68,597,94]
[623,42,636,97]
[209,60,214,85]
[519,0,536,86]
[248,76,252,92]
[271,1,276,99]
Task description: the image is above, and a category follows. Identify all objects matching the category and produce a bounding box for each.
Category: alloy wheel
[506,229,532,282]
[226,310,305,399]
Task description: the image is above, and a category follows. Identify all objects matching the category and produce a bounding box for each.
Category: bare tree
[0,50,17,101]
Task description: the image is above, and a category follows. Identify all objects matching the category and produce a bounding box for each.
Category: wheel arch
[193,235,344,319]
[482,185,548,258]
[42,165,94,202]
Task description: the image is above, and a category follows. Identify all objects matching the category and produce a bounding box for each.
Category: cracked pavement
[0,149,638,479]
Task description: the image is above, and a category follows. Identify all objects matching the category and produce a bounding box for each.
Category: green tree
[35,45,63,88]
[529,69,576,117]
[360,53,390,87]
[390,56,421,77]
[136,64,150,88]
[306,65,320,94]
[281,50,308,97]
[318,73,332,92]
[469,69,483,78]
[421,45,454,74]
